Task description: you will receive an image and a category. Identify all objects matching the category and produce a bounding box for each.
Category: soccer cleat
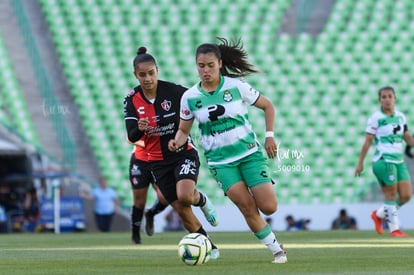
[370,210,383,235]
[272,244,287,264]
[200,195,219,226]
[389,230,408,237]
[210,248,220,260]
[145,210,154,236]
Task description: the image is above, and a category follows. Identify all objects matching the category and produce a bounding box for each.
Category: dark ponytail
[133,47,157,68]
[196,37,258,78]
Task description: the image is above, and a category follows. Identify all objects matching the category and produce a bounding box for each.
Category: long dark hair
[378,86,395,99]
[196,37,258,78]
[133,47,157,68]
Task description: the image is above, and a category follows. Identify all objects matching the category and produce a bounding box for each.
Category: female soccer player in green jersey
[168,38,287,264]
[355,86,414,237]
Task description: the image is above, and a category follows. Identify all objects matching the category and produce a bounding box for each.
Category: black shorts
[151,149,200,204]
[129,153,153,190]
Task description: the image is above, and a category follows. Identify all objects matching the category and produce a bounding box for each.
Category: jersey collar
[197,75,224,95]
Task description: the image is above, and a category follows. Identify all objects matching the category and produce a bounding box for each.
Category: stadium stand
[21,0,413,206]
[0,33,39,145]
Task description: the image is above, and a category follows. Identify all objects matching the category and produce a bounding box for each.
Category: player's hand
[265,137,277,159]
[355,164,363,177]
[138,117,149,131]
[168,139,179,152]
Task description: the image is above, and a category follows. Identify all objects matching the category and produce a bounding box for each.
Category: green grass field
[1,230,413,274]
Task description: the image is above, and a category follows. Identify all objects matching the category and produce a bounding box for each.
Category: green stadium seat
[36,0,414,206]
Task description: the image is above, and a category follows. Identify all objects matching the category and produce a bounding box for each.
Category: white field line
[2,242,414,251]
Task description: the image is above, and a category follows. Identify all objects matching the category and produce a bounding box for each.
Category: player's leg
[176,179,218,226]
[174,152,218,226]
[240,151,278,215]
[131,188,148,243]
[226,182,286,263]
[170,199,201,232]
[396,180,412,205]
[145,184,168,236]
[373,161,407,236]
[396,163,412,206]
[129,156,152,243]
[171,199,220,259]
[159,174,220,260]
[250,183,277,214]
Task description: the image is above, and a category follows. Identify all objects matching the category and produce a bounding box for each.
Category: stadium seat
[36,0,414,206]
[0,34,39,144]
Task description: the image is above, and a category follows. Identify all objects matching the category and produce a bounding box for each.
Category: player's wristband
[265,131,274,138]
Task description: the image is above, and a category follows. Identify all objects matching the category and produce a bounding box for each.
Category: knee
[177,193,193,206]
[399,194,411,205]
[260,203,278,216]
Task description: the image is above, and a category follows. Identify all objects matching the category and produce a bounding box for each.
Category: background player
[355,86,414,237]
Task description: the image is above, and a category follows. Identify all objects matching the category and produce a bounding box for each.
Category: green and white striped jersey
[365,109,407,163]
[180,76,261,165]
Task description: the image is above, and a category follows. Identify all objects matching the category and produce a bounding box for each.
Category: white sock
[384,204,399,232]
[255,225,282,255]
[376,206,385,219]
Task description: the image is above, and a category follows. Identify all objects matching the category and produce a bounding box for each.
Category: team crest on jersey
[223,90,232,102]
[161,100,171,111]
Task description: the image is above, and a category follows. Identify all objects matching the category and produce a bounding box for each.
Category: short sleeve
[238,81,260,105]
[400,112,408,128]
[365,115,377,135]
[180,92,193,120]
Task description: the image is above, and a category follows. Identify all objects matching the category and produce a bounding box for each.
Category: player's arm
[355,133,374,176]
[253,95,277,159]
[403,125,414,147]
[124,96,145,142]
[125,134,145,148]
[169,119,194,152]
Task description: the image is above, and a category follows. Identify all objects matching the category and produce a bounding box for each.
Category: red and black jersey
[133,145,148,162]
[124,80,194,161]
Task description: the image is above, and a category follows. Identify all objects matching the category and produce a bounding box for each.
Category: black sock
[196,226,217,249]
[131,206,144,231]
[195,191,206,207]
[148,200,167,216]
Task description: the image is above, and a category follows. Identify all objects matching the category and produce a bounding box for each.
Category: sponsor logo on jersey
[137,106,145,114]
[223,90,232,102]
[161,99,171,111]
[247,143,256,149]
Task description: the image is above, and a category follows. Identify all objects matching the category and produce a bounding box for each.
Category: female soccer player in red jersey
[124,47,219,258]
[126,137,168,244]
